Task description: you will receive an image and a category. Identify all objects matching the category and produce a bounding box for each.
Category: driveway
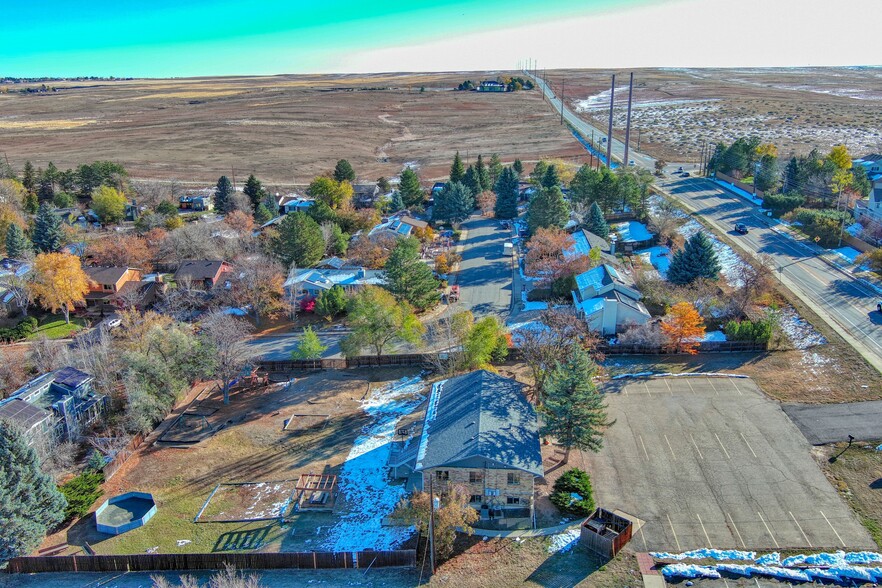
[586,376,872,550]
[453,215,514,317]
[783,400,882,445]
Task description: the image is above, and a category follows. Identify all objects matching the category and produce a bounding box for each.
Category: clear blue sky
[0,0,876,77]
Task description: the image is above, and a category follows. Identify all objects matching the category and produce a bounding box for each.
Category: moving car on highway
[735,223,749,234]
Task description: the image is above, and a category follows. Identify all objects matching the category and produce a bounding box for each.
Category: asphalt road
[590,377,873,550]
[450,214,514,317]
[783,400,882,445]
[660,175,882,372]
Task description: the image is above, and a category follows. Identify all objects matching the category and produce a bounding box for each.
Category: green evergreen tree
[315,284,347,321]
[37,167,55,201]
[433,182,473,225]
[333,159,357,183]
[512,159,524,176]
[23,191,39,214]
[569,164,595,206]
[449,151,465,184]
[32,203,64,253]
[5,223,31,258]
[584,202,609,239]
[383,237,440,311]
[463,165,482,196]
[667,231,722,285]
[530,160,549,186]
[399,168,424,208]
[214,176,233,212]
[541,346,612,463]
[326,223,350,256]
[243,174,265,212]
[275,211,325,268]
[377,176,392,193]
[291,326,328,359]
[488,153,503,185]
[0,425,67,562]
[493,166,519,219]
[542,164,561,189]
[526,186,569,234]
[22,161,36,193]
[389,191,405,212]
[476,154,491,192]
[254,203,274,225]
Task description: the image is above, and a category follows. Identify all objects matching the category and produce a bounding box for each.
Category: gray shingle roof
[415,370,543,477]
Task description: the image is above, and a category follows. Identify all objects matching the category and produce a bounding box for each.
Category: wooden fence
[4,550,416,574]
[258,353,432,373]
[102,432,146,480]
[715,171,765,199]
[597,340,768,355]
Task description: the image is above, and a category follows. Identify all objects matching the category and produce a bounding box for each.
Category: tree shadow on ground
[525,544,602,588]
[213,524,274,552]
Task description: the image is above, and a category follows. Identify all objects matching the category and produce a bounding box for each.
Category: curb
[459,520,582,538]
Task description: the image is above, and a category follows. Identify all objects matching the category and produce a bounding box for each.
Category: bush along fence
[102,432,146,480]
[4,550,417,574]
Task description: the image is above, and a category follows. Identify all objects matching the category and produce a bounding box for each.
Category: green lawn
[27,314,88,340]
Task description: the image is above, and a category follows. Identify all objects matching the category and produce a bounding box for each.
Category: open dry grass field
[548,67,882,162]
[0,72,585,184]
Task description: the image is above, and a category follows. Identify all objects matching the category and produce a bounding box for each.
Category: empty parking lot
[585,376,872,551]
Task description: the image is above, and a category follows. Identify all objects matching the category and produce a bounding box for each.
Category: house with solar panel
[389,370,543,530]
[0,367,105,446]
[571,264,651,335]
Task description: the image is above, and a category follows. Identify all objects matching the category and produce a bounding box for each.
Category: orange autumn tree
[31,252,91,324]
[660,301,706,354]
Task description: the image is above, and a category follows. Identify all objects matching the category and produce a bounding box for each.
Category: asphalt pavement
[783,400,882,445]
[449,214,514,317]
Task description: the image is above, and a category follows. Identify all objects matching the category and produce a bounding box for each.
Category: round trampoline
[95,492,157,535]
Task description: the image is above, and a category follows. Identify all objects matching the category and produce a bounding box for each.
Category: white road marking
[708,379,719,395]
[686,379,696,394]
[727,512,746,548]
[689,434,704,460]
[757,511,780,548]
[664,434,676,459]
[666,514,682,551]
[789,511,813,547]
[740,432,758,459]
[820,510,846,547]
[638,435,650,460]
[639,525,648,551]
[714,433,731,459]
[697,513,714,548]
[731,379,743,396]
[644,380,652,398]
[663,378,672,395]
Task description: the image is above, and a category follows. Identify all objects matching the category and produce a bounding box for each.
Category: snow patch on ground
[647,194,689,219]
[713,179,763,206]
[651,549,756,561]
[661,564,721,579]
[702,330,727,342]
[322,377,426,552]
[565,231,592,259]
[613,221,654,243]
[832,246,862,264]
[846,222,864,237]
[777,307,827,349]
[547,529,580,554]
[678,220,745,287]
[521,290,548,311]
[636,246,671,277]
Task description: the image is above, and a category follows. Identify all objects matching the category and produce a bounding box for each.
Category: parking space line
[714,433,731,459]
[663,379,672,395]
[789,511,813,547]
[686,379,696,394]
[644,381,652,398]
[689,434,704,460]
[731,379,743,396]
[637,435,650,460]
[638,525,648,551]
[727,512,746,548]
[666,514,682,551]
[820,510,846,547]
[664,434,676,458]
[753,578,762,588]
[697,513,714,548]
[740,432,758,458]
[708,379,719,395]
[757,511,780,548]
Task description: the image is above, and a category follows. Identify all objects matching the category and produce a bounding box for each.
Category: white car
[105,318,122,329]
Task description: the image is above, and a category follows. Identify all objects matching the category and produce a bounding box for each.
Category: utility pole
[623,72,634,167]
[636,128,641,150]
[605,74,616,169]
[428,476,436,574]
[560,78,565,125]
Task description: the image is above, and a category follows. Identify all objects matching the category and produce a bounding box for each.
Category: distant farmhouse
[479,80,506,93]
[0,367,105,446]
[390,370,543,529]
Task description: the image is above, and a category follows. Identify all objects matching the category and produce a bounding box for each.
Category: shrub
[724,318,773,343]
[58,472,104,521]
[762,193,805,217]
[550,468,595,516]
[550,274,577,299]
[0,316,39,342]
[785,208,850,247]
[526,288,551,301]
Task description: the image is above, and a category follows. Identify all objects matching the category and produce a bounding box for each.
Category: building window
[506,496,521,505]
[469,471,483,483]
[435,470,449,481]
[469,495,482,504]
[507,473,520,485]
[102,284,113,291]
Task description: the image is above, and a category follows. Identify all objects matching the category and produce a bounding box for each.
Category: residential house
[174,260,233,290]
[283,266,383,301]
[571,264,651,335]
[390,370,544,529]
[0,258,31,311]
[180,188,216,211]
[0,367,105,446]
[83,266,143,308]
[368,213,429,240]
[316,256,359,270]
[278,194,314,215]
[479,80,506,92]
[352,183,380,208]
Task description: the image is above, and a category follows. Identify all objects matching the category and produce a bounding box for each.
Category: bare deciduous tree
[27,335,70,374]
[231,254,286,326]
[732,254,774,316]
[200,311,256,405]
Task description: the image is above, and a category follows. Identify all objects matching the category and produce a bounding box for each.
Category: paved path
[783,400,882,445]
[450,214,514,317]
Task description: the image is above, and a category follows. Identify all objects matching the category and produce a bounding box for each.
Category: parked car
[677,166,684,173]
[680,172,691,178]
[104,317,122,329]
[734,223,749,234]
[877,301,882,313]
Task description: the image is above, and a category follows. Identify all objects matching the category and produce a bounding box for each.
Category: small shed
[580,508,633,558]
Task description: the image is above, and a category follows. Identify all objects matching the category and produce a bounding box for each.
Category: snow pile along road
[777,306,827,349]
[547,529,581,554]
[322,376,426,552]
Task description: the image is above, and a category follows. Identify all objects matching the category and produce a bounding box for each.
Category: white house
[571,264,651,335]
[854,155,882,224]
[368,213,429,240]
[283,267,384,301]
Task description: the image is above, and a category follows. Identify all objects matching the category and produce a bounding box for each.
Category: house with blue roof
[854,154,882,226]
[283,266,384,301]
[571,264,651,335]
[389,370,543,529]
[368,213,429,240]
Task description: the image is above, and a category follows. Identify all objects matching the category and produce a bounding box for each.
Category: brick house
[174,260,233,290]
[390,370,543,529]
[83,266,143,308]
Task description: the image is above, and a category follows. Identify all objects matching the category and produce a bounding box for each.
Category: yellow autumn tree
[31,252,91,324]
[660,301,706,354]
[754,143,778,158]
[827,144,852,171]
[0,204,27,254]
